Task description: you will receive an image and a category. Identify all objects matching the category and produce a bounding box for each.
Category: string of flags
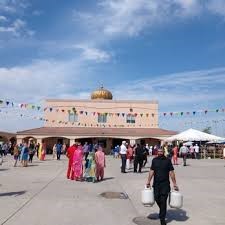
[1,99,225,117]
[0,109,159,128]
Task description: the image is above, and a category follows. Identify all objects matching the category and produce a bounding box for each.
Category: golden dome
[91,86,113,100]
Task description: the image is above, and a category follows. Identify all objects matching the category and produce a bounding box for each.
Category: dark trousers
[29,154,34,163]
[85,152,89,161]
[196,152,200,159]
[134,157,143,172]
[182,153,187,166]
[143,155,147,167]
[121,154,127,172]
[154,185,170,221]
[57,151,61,160]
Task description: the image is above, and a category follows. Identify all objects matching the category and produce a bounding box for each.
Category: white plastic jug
[141,186,155,206]
[169,190,183,209]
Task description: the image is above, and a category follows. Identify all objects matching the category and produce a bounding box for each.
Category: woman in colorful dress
[172,145,178,165]
[72,144,83,181]
[39,142,46,161]
[52,144,57,159]
[84,152,96,182]
[95,147,106,181]
[13,144,19,167]
[21,143,29,167]
[126,145,133,170]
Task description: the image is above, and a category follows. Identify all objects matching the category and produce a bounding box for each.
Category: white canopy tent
[165,128,223,142]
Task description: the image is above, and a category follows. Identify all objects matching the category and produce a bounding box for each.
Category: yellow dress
[38,144,42,160]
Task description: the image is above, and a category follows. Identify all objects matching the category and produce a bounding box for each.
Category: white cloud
[0,18,34,37]
[0,0,28,13]
[73,45,111,62]
[32,10,43,16]
[0,1,33,39]
[207,0,225,17]
[74,0,202,37]
[112,67,225,108]
[74,0,225,38]
[0,59,91,103]
[0,15,7,22]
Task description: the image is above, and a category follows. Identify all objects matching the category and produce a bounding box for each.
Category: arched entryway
[136,137,161,147]
[75,137,129,155]
[42,137,70,154]
[22,136,37,144]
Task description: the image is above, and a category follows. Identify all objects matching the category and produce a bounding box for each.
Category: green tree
[202,126,212,134]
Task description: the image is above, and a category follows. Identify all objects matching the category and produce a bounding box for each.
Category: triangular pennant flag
[117,113,120,117]
[62,109,65,113]
[37,106,41,110]
[0,100,3,104]
[6,101,10,105]
[85,112,88,115]
[193,111,196,115]
[146,113,149,117]
[181,112,183,116]
[204,110,208,114]
[163,113,167,116]
[50,108,53,112]
[170,112,173,116]
[216,109,219,112]
[140,113,143,117]
[122,113,125,117]
[32,105,35,109]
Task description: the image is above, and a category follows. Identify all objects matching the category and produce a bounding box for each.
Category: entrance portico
[16,127,176,154]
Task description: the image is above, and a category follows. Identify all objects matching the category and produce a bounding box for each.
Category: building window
[98,114,107,123]
[68,113,78,122]
[126,114,135,124]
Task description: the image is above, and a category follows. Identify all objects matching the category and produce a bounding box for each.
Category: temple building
[16,87,176,153]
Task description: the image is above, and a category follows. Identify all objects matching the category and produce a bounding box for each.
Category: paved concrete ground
[0,155,225,225]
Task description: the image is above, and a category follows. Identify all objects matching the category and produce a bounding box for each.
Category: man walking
[179,144,189,166]
[120,141,127,173]
[134,144,144,173]
[146,148,179,225]
[56,142,62,160]
[194,144,200,159]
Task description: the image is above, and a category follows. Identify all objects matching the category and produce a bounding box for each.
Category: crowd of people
[113,141,205,174]
[66,142,106,182]
[0,140,106,183]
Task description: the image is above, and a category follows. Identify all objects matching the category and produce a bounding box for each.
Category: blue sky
[0,0,225,135]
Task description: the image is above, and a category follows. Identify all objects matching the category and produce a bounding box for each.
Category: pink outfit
[95,148,105,180]
[72,146,83,180]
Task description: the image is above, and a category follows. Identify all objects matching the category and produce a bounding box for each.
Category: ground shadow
[28,164,39,167]
[0,191,27,197]
[0,168,9,171]
[148,209,189,223]
[166,209,189,223]
[127,170,149,174]
[101,177,115,181]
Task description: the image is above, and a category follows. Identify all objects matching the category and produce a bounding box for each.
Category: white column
[130,139,136,147]
[69,139,75,146]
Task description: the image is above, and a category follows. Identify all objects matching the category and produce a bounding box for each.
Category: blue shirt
[56,144,62,152]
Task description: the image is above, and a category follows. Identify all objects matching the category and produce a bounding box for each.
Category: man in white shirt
[194,144,200,159]
[179,144,188,166]
[120,141,127,173]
